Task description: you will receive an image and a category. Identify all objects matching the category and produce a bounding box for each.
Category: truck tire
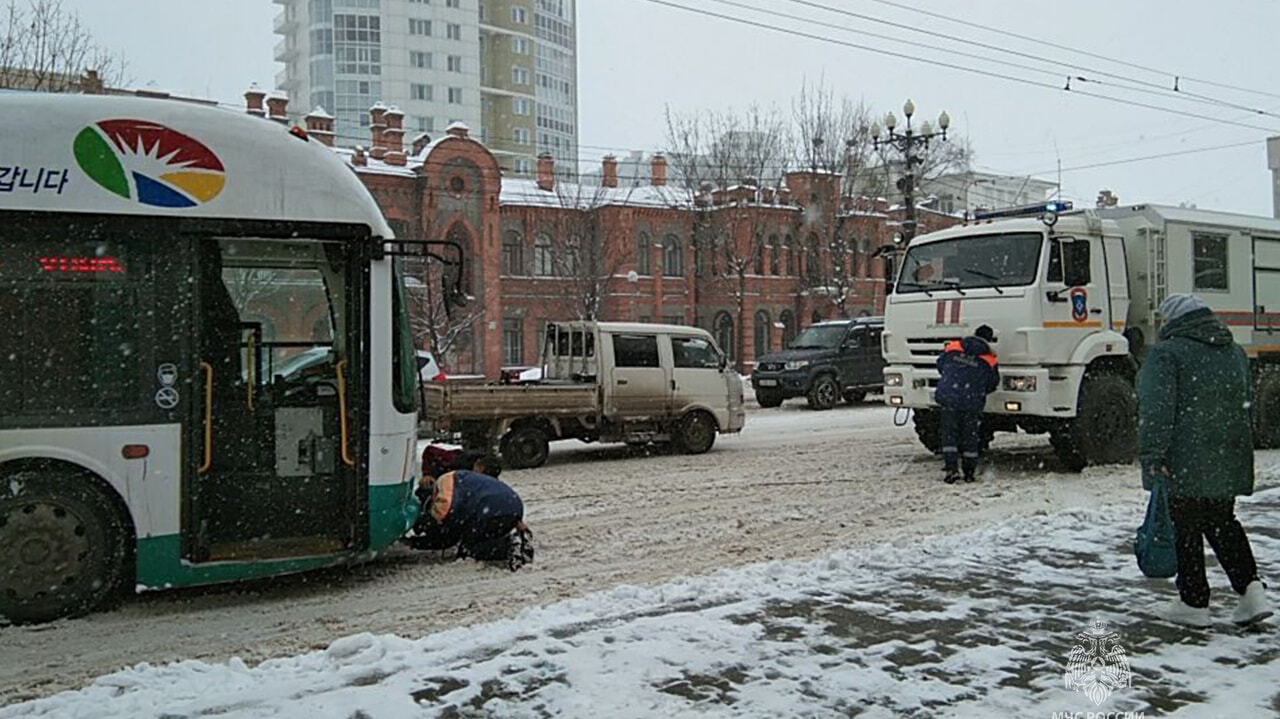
[912,409,942,454]
[1059,372,1138,468]
[1255,367,1280,449]
[675,410,717,454]
[842,389,866,404]
[756,389,784,408]
[500,426,550,469]
[806,375,839,411]
[0,466,130,624]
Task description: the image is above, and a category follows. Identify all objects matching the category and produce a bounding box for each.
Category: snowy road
[1,400,1274,707]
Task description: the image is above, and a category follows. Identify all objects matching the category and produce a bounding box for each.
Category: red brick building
[279,95,959,377]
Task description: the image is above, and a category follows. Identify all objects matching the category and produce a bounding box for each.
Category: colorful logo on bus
[1070,287,1089,323]
[72,119,225,208]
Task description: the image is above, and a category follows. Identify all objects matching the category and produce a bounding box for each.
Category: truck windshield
[897,232,1043,294]
[789,325,847,349]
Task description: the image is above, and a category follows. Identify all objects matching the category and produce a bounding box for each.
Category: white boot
[1231,582,1273,626]
[1163,598,1211,628]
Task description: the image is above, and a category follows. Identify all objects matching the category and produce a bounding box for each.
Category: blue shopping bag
[1134,474,1178,579]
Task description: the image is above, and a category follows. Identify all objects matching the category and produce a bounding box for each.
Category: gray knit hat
[1158,293,1210,322]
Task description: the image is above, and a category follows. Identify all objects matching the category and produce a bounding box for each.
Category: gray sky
[65,0,1280,215]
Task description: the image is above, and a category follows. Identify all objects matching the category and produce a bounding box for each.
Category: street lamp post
[870,99,951,246]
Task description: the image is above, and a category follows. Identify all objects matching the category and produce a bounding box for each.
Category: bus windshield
[897,232,1043,294]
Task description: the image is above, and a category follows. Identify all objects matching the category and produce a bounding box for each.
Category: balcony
[273,12,298,34]
[274,38,298,62]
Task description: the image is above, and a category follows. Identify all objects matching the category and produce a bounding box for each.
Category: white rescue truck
[882,202,1280,469]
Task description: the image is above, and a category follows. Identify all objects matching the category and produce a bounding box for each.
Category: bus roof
[0,93,392,237]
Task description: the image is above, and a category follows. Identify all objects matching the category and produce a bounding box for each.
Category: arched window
[533,233,554,276]
[663,234,683,277]
[811,309,824,324]
[501,230,524,276]
[785,234,797,276]
[753,309,771,358]
[752,235,764,275]
[714,311,735,360]
[779,310,796,348]
[563,234,581,276]
[806,232,821,283]
[636,231,651,275]
[447,222,473,291]
[768,234,780,275]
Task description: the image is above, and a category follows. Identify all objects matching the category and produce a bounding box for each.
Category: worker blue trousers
[940,407,982,476]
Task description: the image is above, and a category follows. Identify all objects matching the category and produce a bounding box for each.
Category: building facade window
[512,5,528,23]
[447,54,462,72]
[662,234,683,277]
[779,310,796,347]
[516,157,533,174]
[806,232,821,283]
[512,66,529,85]
[446,23,462,40]
[714,311,734,361]
[413,115,434,131]
[513,127,531,144]
[533,233,554,276]
[785,234,796,276]
[447,0,460,6]
[447,87,463,104]
[753,310,771,358]
[410,50,432,68]
[512,97,531,115]
[636,232,651,275]
[768,234,780,275]
[503,318,524,365]
[411,83,432,100]
[752,235,764,275]
[408,18,431,35]
[511,36,530,54]
[502,230,524,275]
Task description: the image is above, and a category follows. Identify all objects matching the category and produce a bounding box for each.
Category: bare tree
[0,0,128,91]
[548,181,635,321]
[405,259,482,372]
[665,104,791,371]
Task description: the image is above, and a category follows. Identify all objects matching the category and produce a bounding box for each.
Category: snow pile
[4,492,1277,718]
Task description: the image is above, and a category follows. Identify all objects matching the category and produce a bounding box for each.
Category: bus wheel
[912,409,941,454]
[1255,368,1280,449]
[0,468,129,624]
[500,426,550,470]
[676,411,717,454]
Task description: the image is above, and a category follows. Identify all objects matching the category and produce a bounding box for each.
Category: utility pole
[870,99,951,246]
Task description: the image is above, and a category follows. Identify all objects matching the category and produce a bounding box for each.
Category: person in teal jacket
[1138,294,1271,627]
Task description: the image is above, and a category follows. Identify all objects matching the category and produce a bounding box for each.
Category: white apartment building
[274,0,576,176]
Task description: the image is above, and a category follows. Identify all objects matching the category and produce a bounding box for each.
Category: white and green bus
[0,93,441,622]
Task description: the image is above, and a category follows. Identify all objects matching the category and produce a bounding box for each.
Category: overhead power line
[859,0,1280,103]
[637,0,1280,135]
[1019,139,1262,176]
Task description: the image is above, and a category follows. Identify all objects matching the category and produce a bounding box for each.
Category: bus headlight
[885,373,904,387]
[1002,376,1037,392]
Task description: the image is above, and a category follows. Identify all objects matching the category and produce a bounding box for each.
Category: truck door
[669,334,729,420]
[1043,236,1109,351]
[607,332,668,418]
[1103,236,1129,332]
[1255,236,1280,334]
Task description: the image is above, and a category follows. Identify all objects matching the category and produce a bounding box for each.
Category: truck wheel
[912,409,942,454]
[806,375,839,411]
[756,389,784,408]
[1068,372,1138,467]
[842,389,866,404]
[676,411,717,454]
[1255,368,1280,449]
[1049,429,1087,472]
[500,426,550,469]
[0,467,130,624]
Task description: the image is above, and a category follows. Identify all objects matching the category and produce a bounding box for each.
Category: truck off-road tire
[1057,372,1138,469]
[1049,430,1087,473]
[1255,367,1280,449]
[0,467,130,624]
[842,389,866,404]
[806,375,839,411]
[755,389,784,408]
[500,425,550,469]
[912,409,942,454]
[676,410,717,454]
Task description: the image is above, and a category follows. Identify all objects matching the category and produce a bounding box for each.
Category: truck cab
[882,207,1137,469]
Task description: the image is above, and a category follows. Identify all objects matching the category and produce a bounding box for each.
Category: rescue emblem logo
[1070,287,1089,323]
[1064,619,1131,706]
[73,119,225,208]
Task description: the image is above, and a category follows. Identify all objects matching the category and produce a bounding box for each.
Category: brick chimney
[352,145,367,167]
[80,69,105,95]
[446,121,470,138]
[601,154,618,188]
[536,153,555,191]
[651,153,668,187]
[411,132,431,157]
[383,105,406,166]
[244,83,266,117]
[304,106,335,147]
[368,102,388,159]
[265,91,289,124]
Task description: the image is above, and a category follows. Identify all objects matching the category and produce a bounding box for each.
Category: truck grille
[906,337,960,360]
[756,362,784,372]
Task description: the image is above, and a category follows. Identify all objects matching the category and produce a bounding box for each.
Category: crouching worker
[935,324,1000,483]
[407,454,535,570]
